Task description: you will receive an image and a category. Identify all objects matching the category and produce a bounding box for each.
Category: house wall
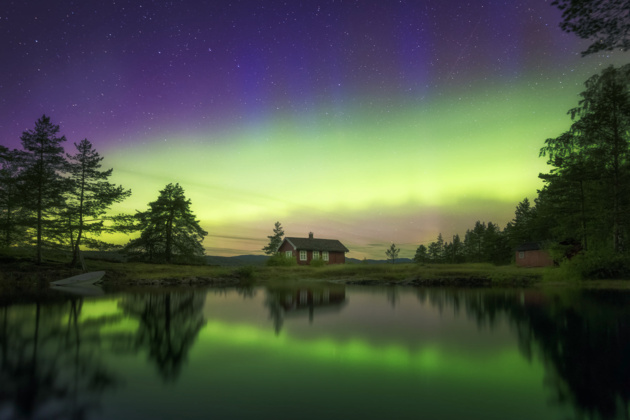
[276,241,346,265]
[278,241,294,255]
[515,250,554,268]
[328,251,345,265]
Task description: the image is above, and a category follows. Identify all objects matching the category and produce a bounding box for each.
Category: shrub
[309,258,326,267]
[552,250,630,280]
[234,265,256,280]
[266,253,297,267]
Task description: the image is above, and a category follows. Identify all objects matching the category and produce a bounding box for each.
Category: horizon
[2,1,628,259]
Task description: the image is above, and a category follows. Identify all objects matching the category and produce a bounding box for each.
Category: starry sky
[1,0,628,259]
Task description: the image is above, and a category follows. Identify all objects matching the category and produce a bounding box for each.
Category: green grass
[253,262,547,284]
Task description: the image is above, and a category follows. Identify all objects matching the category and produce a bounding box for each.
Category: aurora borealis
[2,1,629,258]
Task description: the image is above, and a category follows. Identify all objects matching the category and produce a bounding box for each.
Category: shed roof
[282,237,349,253]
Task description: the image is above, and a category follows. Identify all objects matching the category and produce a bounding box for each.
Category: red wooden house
[277,232,349,265]
[515,242,554,268]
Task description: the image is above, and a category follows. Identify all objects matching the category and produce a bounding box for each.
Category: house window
[313,251,319,260]
[300,250,307,261]
[322,251,329,262]
[519,251,525,259]
[285,251,293,258]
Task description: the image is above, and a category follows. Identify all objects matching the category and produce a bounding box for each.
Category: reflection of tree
[264,283,347,334]
[118,291,205,382]
[415,288,630,420]
[386,286,399,308]
[0,298,117,419]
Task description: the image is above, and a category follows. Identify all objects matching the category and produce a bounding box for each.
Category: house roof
[282,237,349,253]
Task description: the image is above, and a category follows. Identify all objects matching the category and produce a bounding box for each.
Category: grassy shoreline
[3,252,630,294]
[2,257,543,286]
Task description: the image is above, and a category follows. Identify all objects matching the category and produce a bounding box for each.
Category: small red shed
[515,242,554,268]
[277,232,349,265]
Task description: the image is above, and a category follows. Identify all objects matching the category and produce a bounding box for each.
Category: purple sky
[2,0,628,257]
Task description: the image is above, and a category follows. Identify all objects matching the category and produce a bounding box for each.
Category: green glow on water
[198,320,538,384]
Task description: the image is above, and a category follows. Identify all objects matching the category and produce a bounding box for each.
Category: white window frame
[300,250,307,261]
[322,251,329,262]
[518,251,525,259]
[285,251,293,258]
[312,251,319,260]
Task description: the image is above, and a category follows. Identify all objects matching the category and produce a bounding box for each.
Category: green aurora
[102,73,607,258]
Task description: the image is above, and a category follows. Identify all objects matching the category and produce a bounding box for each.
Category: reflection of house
[515,242,554,267]
[278,286,346,313]
[277,232,349,265]
[265,283,347,327]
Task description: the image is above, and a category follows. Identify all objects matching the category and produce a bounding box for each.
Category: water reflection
[118,291,206,381]
[414,288,630,420]
[264,283,347,334]
[0,298,118,419]
[0,286,628,420]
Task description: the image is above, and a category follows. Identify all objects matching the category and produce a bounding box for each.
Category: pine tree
[65,139,131,266]
[19,115,68,263]
[125,183,207,263]
[262,221,284,255]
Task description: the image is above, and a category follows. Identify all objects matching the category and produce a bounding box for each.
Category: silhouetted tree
[262,221,284,255]
[18,115,68,263]
[552,0,630,56]
[481,222,511,265]
[463,221,486,262]
[427,233,445,263]
[451,234,464,263]
[125,183,207,263]
[540,64,630,252]
[64,139,131,266]
[413,244,428,263]
[0,149,25,247]
[385,243,400,264]
[505,198,544,249]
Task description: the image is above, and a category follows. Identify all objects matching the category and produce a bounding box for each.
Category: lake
[1,283,629,420]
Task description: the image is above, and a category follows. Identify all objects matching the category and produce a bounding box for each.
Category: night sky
[1,0,628,258]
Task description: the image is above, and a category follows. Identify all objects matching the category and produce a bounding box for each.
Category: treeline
[537,64,630,256]
[0,115,131,265]
[413,199,534,265]
[416,64,630,274]
[0,115,207,266]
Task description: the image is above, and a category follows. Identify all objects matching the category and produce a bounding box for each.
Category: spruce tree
[262,221,284,255]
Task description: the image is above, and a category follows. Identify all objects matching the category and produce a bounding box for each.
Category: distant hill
[205,255,269,266]
[346,257,413,265]
[83,251,412,266]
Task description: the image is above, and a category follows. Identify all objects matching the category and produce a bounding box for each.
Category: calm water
[1,283,629,420]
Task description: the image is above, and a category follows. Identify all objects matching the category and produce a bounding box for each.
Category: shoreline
[2,259,630,299]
